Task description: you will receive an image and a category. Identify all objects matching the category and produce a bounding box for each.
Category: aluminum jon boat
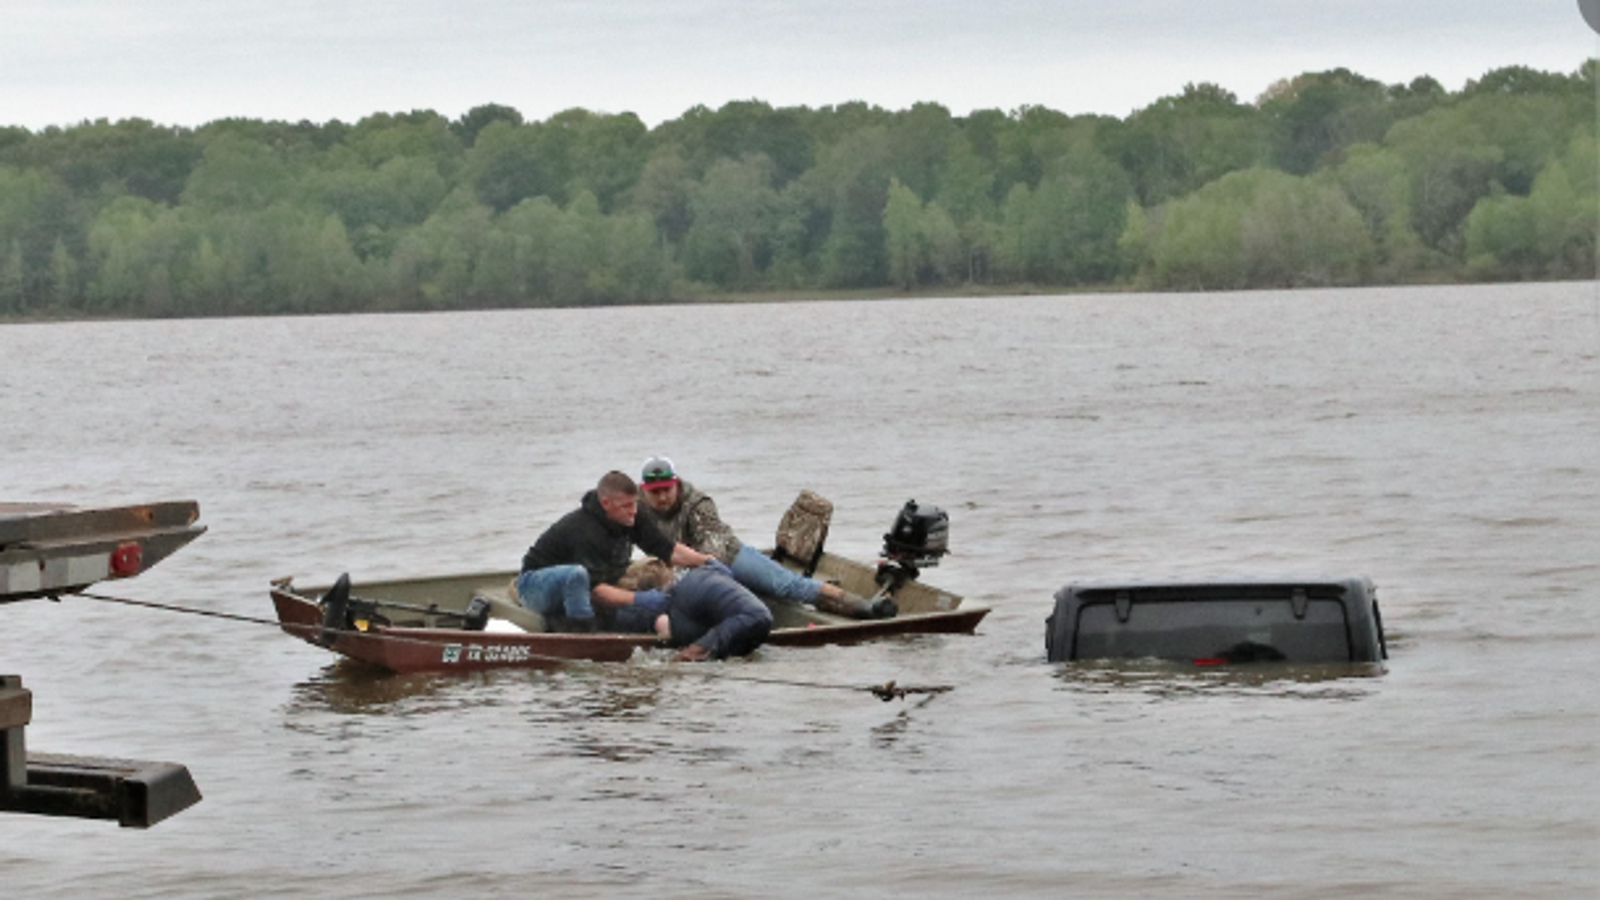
[270,552,984,674]
[270,501,986,674]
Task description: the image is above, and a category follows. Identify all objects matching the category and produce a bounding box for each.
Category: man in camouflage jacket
[635,457,895,619]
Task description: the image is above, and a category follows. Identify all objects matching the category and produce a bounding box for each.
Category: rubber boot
[816,591,898,620]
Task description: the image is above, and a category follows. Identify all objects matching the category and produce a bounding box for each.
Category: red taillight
[110,542,143,576]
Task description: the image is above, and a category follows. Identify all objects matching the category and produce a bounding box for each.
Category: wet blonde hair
[618,558,674,591]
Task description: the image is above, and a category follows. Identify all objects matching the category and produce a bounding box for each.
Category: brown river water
[2,283,1596,897]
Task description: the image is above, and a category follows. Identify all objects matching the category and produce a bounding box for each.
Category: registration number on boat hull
[441,643,532,664]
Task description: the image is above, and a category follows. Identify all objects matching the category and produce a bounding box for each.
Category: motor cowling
[882,500,948,570]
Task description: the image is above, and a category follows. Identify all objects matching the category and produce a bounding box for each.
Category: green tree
[566,111,649,213]
[1466,135,1599,280]
[84,195,191,315]
[659,101,817,187]
[452,103,524,147]
[1258,69,1395,175]
[7,118,201,206]
[1451,93,1592,194]
[1097,83,1270,206]
[1331,143,1428,277]
[934,137,998,282]
[0,239,24,314]
[181,134,295,211]
[884,178,924,289]
[1386,108,1504,254]
[1462,64,1590,98]
[995,148,1131,285]
[807,126,894,287]
[183,234,234,312]
[1239,173,1373,286]
[386,189,494,309]
[884,179,962,289]
[887,102,958,202]
[476,194,565,305]
[1150,168,1371,289]
[47,238,79,310]
[0,167,58,310]
[302,153,447,260]
[344,110,463,175]
[626,147,696,247]
[597,209,676,303]
[992,106,1108,200]
[682,155,778,288]
[766,182,825,288]
[467,120,562,213]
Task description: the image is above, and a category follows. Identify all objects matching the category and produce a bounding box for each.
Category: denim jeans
[515,565,594,619]
[729,543,822,604]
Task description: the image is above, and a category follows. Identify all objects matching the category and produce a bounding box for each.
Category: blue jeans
[729,544,822,604]
[515,565,594,620]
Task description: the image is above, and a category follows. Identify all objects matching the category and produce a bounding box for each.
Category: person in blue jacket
[620,558,773,661]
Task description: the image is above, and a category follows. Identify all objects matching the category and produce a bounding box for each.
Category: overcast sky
[5,1,1596,131]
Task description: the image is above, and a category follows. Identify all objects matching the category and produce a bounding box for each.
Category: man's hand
[674,644,710,662]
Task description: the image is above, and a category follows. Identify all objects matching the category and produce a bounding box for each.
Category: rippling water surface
[2,283,1596,897]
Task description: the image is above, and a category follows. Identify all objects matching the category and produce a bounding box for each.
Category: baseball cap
[640,456,678,488]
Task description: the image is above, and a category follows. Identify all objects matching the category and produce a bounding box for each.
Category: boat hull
[270,553,986,674]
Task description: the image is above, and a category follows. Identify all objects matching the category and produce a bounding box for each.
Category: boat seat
[772,489,832,577]
[471,580,548,633]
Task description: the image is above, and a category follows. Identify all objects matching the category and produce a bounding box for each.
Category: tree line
[0,62,1594,318]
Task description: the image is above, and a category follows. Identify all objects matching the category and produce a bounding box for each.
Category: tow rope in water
[61,590,953,702]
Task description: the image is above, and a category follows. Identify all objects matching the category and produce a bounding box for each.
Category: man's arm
[592,582,668,611]
[591,583,633,606]
[686,495,741,562]
[670,542,712,568]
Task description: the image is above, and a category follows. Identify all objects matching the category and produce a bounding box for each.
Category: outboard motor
[317,573,353,646]
[877,500,948,592]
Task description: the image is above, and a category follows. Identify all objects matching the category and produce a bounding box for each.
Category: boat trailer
[1,501,206,827]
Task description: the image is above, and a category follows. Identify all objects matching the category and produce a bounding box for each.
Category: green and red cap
[640,456,679,489]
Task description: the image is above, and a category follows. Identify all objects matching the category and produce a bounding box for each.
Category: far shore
[0,271,1557,324]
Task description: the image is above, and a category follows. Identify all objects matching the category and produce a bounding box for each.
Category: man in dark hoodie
[518,470,713,632]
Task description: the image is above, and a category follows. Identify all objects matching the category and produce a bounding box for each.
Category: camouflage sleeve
[687,495,743,564]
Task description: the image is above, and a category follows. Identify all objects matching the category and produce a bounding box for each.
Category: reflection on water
[869,693,943,750]
[286,662,508,714]
[286,657,686,718]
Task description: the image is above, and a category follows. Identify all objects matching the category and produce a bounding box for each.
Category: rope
[71,590,288,629]
[698,671,954,702]
[67,589,600,666]
[61,590,954,702]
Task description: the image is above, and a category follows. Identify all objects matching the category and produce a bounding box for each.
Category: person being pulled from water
[635,456,895,619]
[618,558,773,661]
[517,470,713,633]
